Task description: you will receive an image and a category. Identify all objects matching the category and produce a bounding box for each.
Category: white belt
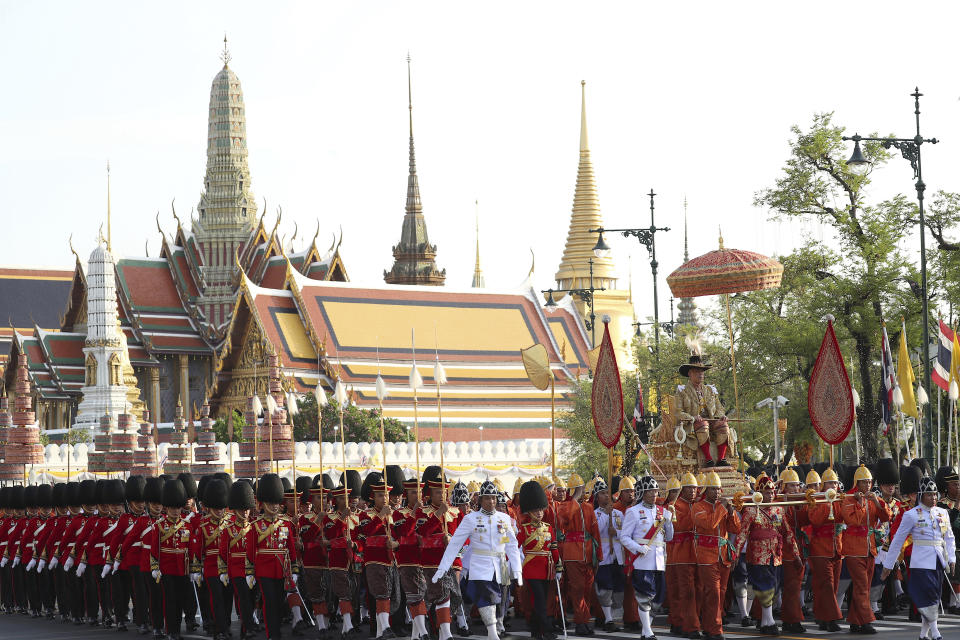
[637,538,664,546]
[913,540,944,548]
[473,550,505,558]
[132,542,142,548]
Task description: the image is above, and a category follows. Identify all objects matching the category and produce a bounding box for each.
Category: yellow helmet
[617,476,635,492]
[665,476,681,492]
[697,472,707,487]
[821,467,839,483]
[780,467,800,484]
[493,478,505,492]
[513,478,524,495]
[584,478,596,495]
[853,464,873,483]
[680,472,699,488]
[757,471,768,482]
[567,473,584,488]
[805,469,822,485]
[703,471,722,488]
[467,481,480,494]
[552,475,567,490]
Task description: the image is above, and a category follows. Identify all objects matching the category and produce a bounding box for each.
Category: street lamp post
[634,296,677,339]
[542,258,607,347]
[757,396,789,480]
[843,87,937,463]
[590,189,670,352]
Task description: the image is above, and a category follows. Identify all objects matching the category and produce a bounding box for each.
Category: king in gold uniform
[675,354,732,467]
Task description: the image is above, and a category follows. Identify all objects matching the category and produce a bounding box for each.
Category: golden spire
[221,34,231,68]
[106,161,112,252]
[472,199,485,288]
[554,80,617,290]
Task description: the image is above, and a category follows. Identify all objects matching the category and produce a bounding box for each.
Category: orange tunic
[667,497,697,565]
[557,499,602,564]
[839,495,891,557]
[808,501,844,558]
[692,500,740,565]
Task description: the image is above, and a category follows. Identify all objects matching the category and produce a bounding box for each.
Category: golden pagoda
[553,81,635,368]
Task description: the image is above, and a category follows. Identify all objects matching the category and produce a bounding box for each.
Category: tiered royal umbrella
[666,234,784,470]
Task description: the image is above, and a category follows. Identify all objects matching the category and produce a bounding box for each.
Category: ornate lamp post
[542,258,606,347]
[843,87,937,462]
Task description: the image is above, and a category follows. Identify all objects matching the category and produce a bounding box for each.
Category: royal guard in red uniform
[59,480,93,623]
[693,471,740,640]
[18,485,46,617]
[190,478,232,640]
[148,477,195,640]
[414,467,461,640]
[299,475,332,634]
[39,483,70,620]
[357,472,398,640]
[218,480,258,640]
[516,481,560,640]
[110,476,149,633]
[840,465,890,634]
[871,460,902,617]
[808,467,845,631]
[777,467,810,633]
[306,481,358,639]
[246,474,299,640]
[736,475,799,636]
[73,479,125,626]
[138,477,166,637]
[392,475,426,640]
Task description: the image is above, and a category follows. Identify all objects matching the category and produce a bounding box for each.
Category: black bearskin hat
[257,473,285,504]
[228,480,257,511]
[203,479,229,509]
[161,479,188,508]
[518,480,548,513]
[126,476,147,502]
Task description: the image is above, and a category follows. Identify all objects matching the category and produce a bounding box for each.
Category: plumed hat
[161,479,187,508]
[229,480,257,511]
[257,473,285,504]
[143,477,164,504]
[874,458,899,485]
[518,480,548,513]
[126,475,147,502]
[176,473,198,500]
[203,479,229,510]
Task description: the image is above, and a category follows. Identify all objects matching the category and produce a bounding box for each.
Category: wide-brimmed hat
[679,354,712,377]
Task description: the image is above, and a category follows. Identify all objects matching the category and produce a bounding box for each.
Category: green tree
[290,394,407,444]
[754,112,920,461]
[212,409,246,443]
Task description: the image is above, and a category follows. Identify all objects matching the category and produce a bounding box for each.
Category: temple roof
[213,265,591,439]
[0,267,74,367]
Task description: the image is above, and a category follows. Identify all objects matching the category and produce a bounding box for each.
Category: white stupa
[72,239,130,431]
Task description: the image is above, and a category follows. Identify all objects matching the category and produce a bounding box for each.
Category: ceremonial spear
[315,382,328,503]
[410,330,423,496]
[376,344,388,484]
[434,329,447,500]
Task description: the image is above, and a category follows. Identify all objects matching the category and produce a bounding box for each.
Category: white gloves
[431,569,443,584]
[220,573,229,587]
[636,544,650,557]
[76,562,86,577]
[292,573,298,585]
[101,565,111,579]
[0,558,8,568]
[190,572,202,586]
[25,558,36,572]
[36,559,46,572]
[151,569,161,582]
[49,557,58,570]
[113,560,120,573]
[12,557,20,568]
[514,574,523,587]
[63,557,74,571]
[246,575,256,590]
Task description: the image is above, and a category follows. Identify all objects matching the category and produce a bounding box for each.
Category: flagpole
[937,387,942,468]
[411,329,421,497]
[433,330,446,503]
[550,376,556,481]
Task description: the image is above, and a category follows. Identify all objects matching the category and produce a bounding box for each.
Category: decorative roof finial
[472,199,484,288]
[221,34,232,67]
[580,80,589,152]
[407,52,413,138]
[106,161,112,252]
[683,195,689,263]
[718,226,725,250]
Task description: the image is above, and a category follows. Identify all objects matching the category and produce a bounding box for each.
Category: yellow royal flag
[896,321,917,418]
[951,328,960,386]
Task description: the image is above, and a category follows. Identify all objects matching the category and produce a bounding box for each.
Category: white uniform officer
[593,477,625,631]
[433,480,523,640]
[619,476,674,640]
[882,476,957,640]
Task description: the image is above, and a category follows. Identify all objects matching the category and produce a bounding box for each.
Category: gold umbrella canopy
[666,236,783,298]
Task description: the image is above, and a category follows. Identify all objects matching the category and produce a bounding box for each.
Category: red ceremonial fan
[808,315,855,446]
[591,319,623,449]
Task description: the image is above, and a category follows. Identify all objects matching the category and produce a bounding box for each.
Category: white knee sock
[456,612,468,628]
[737,594,748,617]
[761,605,775,627]
[341,612,353,634]
[601,605,613,624]
[893,579,903,596]
[929,620,940,639]
[315,614,328,630]
[951,589,960,607]
[361,605,369,621]
[920,619,930,638]
[291,607,303,626]
[480,606,499,640]
[377,612,391,637]
[412,614,428,639]
[836,579,851,608]
[638,609,653,637]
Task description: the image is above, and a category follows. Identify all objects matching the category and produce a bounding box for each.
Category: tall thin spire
[555,80,617,290]
[384,55,445,286]
[221,34,231,67]
[472,199,485,288]
[677,196,699,327]
[106,161,112,252]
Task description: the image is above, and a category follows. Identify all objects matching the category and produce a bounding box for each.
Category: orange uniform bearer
[693,471,740,640]
[667,472,700,639]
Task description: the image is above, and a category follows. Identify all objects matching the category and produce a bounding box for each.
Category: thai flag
[632,379,644,429]
[879,325,896,435]
[932,319,954,392]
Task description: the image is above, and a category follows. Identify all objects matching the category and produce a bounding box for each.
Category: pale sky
[2,1,959,328]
